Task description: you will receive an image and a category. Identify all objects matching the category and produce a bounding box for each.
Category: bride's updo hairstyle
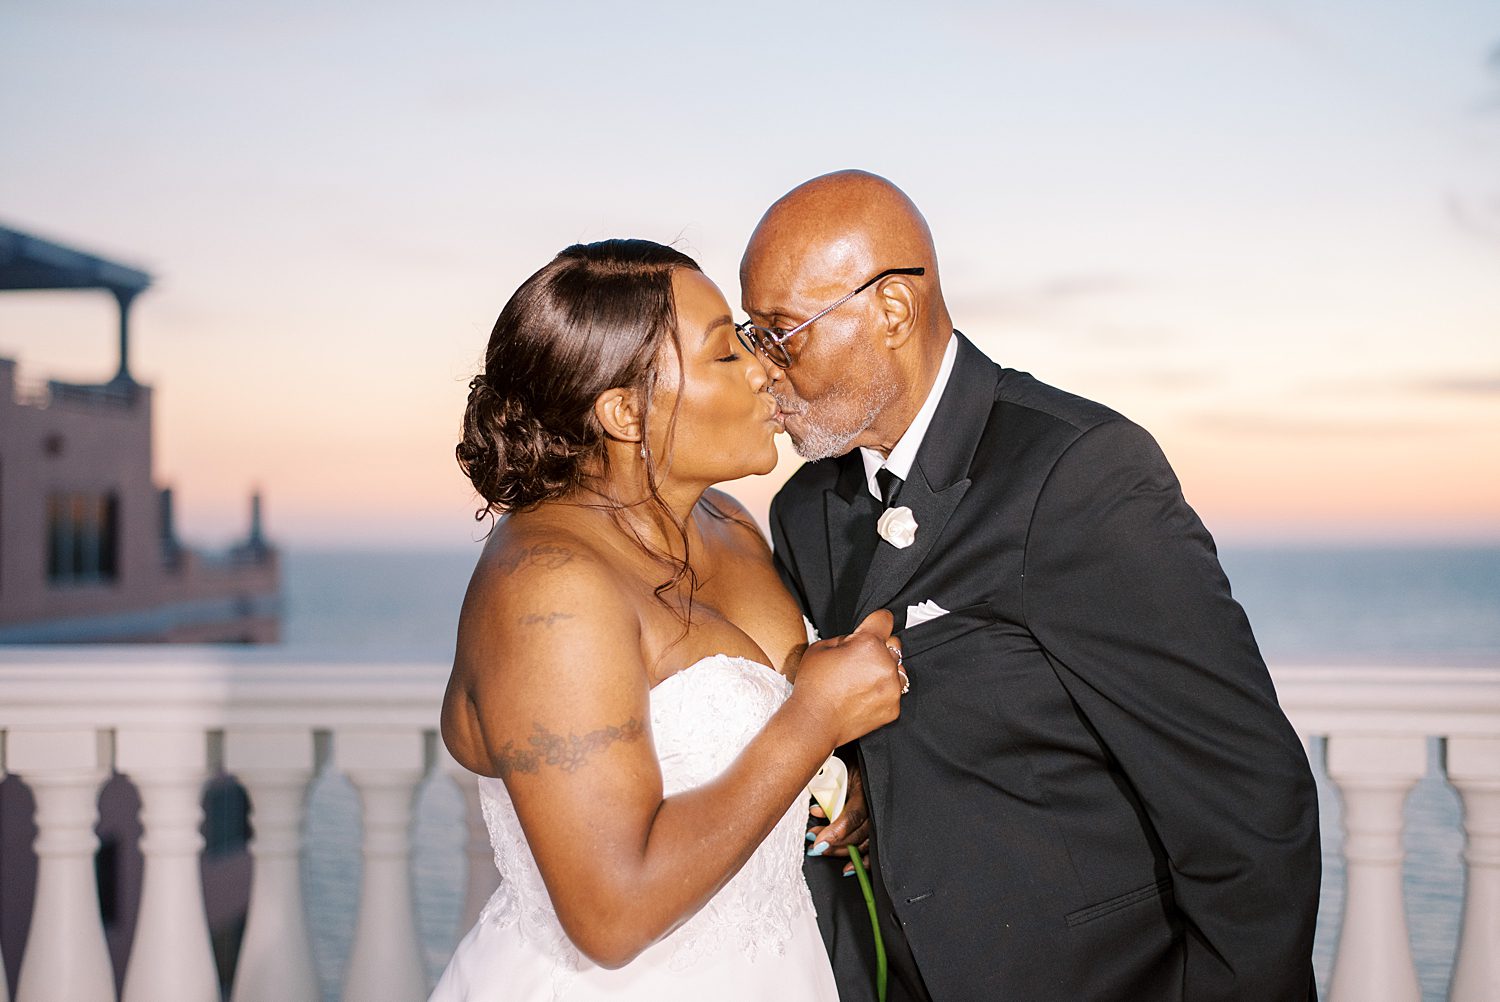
[458,239,702,517]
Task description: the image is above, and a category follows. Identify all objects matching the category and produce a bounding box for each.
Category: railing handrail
[2,653,1497,730]
[1271,664,1500,737]
[0,653,450,732]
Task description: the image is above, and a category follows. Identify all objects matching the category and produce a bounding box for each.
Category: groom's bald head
[741,170,943,321]
[740,171,953,459]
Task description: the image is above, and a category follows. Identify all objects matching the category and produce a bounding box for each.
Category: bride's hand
[790,609,904,749]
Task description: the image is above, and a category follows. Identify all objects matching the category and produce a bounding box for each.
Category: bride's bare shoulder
[460,512,635,648]
[444,511,647,778]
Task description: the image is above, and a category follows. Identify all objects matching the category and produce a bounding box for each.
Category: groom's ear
[594,387,644,445]
[877,275,918,351]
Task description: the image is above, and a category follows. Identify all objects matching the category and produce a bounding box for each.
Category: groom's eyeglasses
[735,266,925,369]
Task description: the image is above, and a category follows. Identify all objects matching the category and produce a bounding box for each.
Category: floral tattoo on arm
[494,718,645,779]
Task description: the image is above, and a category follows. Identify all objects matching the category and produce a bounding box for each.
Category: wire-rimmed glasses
[735,266,925,368]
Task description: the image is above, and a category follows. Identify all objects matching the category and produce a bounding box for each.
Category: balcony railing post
[336,728,428,1002]
[6,728,114,1002]
[225,728,319,1002]
[116,727,217,1002]
[1326,734,1426,1002]
[1447,736,1500,1002]
[440,749,499,931]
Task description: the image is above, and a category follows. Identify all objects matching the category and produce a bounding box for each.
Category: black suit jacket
[771,334,1320,1002]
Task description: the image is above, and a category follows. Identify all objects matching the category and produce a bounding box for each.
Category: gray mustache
[771,394,805,414]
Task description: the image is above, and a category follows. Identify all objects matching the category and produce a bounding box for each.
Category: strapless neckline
[652,653,783,693]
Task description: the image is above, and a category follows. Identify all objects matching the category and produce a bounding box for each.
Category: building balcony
[0,650,1495,1002]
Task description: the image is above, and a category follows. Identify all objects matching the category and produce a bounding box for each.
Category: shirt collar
[860,333,958,501]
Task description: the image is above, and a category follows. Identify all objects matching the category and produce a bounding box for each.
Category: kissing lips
[760,395,787,430]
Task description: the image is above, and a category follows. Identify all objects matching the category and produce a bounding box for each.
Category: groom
[743,171,1321,1001]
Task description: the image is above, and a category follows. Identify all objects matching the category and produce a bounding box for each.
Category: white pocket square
[905,600,950,628]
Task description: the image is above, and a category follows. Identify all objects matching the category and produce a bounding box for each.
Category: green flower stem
[847,846,887,1002]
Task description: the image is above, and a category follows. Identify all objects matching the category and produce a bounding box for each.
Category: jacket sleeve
[1023,419,1320,1002]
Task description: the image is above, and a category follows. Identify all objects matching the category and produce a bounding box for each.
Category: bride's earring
[639,443,647,459]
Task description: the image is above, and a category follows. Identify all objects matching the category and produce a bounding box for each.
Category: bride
[431,239,906,1001]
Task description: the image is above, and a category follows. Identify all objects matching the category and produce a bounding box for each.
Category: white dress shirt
[859,333,958,501]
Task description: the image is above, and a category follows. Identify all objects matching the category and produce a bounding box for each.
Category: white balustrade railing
[0,652,1495,1002]
[1273,667,1500,1002]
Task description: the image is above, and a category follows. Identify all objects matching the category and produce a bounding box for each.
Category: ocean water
[279,546,1499,1001]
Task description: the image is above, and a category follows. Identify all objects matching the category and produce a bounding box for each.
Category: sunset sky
[3,1,1497,549]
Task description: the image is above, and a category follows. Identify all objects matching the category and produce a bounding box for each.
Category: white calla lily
[809,755,849,823]
[807,753,888,999]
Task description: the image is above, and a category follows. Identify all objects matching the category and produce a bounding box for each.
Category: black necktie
[834,468,904,632]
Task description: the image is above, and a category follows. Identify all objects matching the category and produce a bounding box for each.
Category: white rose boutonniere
[876,506,918,548]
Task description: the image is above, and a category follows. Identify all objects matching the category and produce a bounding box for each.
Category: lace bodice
[474,655,817,998]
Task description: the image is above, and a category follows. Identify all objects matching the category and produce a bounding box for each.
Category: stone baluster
[1448,736,1500,1002]
[7,728,114,1002]
[338,728,428,1002]
[1326,734,1426,1002]
[226,728,319,1002]
[116,728,217,1002]
[441,748,499,930]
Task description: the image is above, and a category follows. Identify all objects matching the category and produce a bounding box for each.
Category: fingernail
[808,842,828,857]
[806,831,817,842]
[842,867,855,877]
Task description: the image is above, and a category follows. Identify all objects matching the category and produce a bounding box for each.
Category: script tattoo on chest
[494,718,645,778]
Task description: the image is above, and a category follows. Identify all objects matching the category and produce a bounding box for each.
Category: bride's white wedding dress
[429,654,839,1001]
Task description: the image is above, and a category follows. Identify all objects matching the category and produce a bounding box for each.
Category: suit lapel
[854,333,1001,622]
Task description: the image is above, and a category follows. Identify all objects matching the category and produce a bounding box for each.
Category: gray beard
[779,376,900,462]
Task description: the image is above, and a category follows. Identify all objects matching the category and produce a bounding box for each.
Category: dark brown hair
[458,238,700,513]
[457,238,716,604]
